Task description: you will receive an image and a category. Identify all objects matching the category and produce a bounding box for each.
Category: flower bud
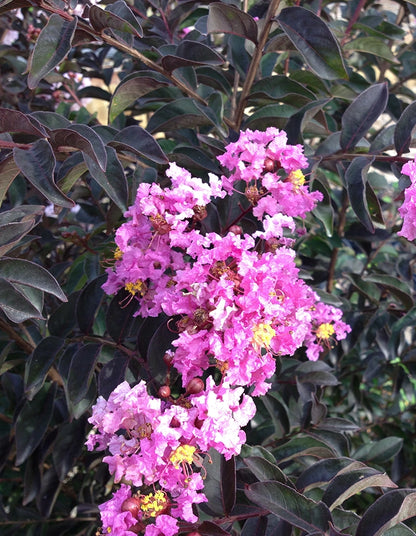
[229,225,242,235]
[121,497,141,518]
[185,378,204,395]
[158,385,171,398]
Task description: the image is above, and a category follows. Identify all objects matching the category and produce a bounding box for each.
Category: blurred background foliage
[1,0,416,534]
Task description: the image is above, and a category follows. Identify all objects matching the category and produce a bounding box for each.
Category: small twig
[232,0,282,130]
[0,318,35,354]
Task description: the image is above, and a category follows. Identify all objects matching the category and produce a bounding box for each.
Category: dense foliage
[2,0,416,534]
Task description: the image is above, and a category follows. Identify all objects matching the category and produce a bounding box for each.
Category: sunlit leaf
[355,490,416,536]
[207,2,258,43]
[246,481,332,533]
[340,83,388,151]
[27,14,77,89]
[277,7,347,80]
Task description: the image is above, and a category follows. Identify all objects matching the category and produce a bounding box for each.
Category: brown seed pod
[121,497,141,518]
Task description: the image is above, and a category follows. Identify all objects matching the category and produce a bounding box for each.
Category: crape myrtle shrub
[2,0,416,534]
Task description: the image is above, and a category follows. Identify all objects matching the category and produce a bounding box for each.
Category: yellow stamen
[169,445,196,468]
[252,323,276,350]
[124,279,146,296]
[140,491,168,518]
[316,323,335,340]
[114,247,123,260]
[287,169,305,189]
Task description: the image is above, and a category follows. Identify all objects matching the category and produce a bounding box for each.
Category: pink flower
[398,160,416,241]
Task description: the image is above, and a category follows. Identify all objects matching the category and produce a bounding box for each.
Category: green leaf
[15,383,57,465]
[244,456,287,483]
[394,101,416,155]
[51,124,107,171]
[340,83,388,151]
[30,111,71,130]
[24,337,64,400]
[245,481,332,533]
[353,437,404,464]
[0,277,44,322]
[277,7,347,80]
[85,146,128,211]
[273,436,336,463]
[109,72,169,122]
[66,343,101,405]
[0,155,20,206]
[322,468,397,510]
[343,37,399,63]
[361,274,413,310]
[27,14,77,89]
[13,139,74,208]
[355,490,416,536]
[207,2,258,44]
[0,108,47,137]
[0,257,66,301]
[110,125,168,164]
[0,205,43,257]
[345,156,375,233]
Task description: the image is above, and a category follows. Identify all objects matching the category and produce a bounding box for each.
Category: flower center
[125,279,147,296]
[169,444,196,468]
[252,323,276,350]
[287,169,305,190]
[139,491,168,518]
[316,323,335,340]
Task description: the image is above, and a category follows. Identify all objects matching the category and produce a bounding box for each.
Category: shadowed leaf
[13,139,74,208]
[24,337,65,400]
[0,277,44,322]
[394,101,416,155]
[345,156,375,233]
[50,125,107,171]
[110,125,168,164]
[0,108,47,137]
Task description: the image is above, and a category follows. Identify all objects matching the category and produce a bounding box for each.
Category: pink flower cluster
[398,159,416,241]
[86,379,255,535]
[91,128,351,535]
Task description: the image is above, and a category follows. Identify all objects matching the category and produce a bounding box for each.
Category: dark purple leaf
[161,40,224,72]
[50,125,107,171]
[0,108,47,137]
[52,416,87,481]
[221,455,236,515]
[277,7,347,80]
[24,336,65,400]
[110,125,168,164]
[89,4,142,38]
[84,146,128,211]
[394,101,416,155]
[345,156,375,233]
[98,353,129,399]
[109,72,169,122]
[245,481,332,533]
[15,383,57,465]
[340,83,388,151]
[0,277,44,322]
[27,14,77,89]
[355,489,416,536]
[13,139,75,208]
[66,343,101,405]
[207,2,258,43]
[76,274,106,334]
